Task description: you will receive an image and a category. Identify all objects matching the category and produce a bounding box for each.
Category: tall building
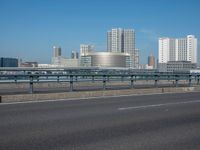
[0,57,18,67]
[52,46,62,65]
[176,38,187,61]
[80,44,94,67]
[53,46,61,57]
[20,62,38,67]
[158,38,176,63]
[71,51,79,59]
[187,35,197,63]
[159,35,197,63]
[80,52,131,68]
[148,54,155,68]
[134,49,140,69]
[80,44,94,56]
[107,28,123,53]
[107,28,135,67]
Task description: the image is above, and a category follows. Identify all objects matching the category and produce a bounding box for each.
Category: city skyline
[0,0,200,64]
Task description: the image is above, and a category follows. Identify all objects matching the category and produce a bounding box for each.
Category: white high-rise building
[107,28,123,53]
[159,38,170,63]
[107,28,136,67]
[159,35,197,63]
[187,35,197,63]
[80,44,94,67]
[176,38,187,61]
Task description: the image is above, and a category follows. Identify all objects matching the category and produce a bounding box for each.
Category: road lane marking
[118,99,200,111]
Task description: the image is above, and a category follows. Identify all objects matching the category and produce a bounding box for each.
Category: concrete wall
[1,86,200,103]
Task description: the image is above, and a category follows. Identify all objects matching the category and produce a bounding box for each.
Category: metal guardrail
[0,68,200,93]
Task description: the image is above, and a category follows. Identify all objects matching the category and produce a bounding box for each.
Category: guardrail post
[154,80,158,87]
[29,76,34,94]
[14,75,17,83]
[107,76,110,82]
[92,76,94,83]
[69,75,73,92]
[188,75,192,87]
[131,75,134,88]
[154,75,158,87]
[175,79,178,87]
[103,75,106,90]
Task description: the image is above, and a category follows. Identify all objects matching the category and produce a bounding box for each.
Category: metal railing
[0,68,200,94]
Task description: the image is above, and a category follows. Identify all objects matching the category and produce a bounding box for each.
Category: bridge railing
[0,68,200,93]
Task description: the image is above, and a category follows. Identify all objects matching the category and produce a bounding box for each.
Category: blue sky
[0,0,200,64]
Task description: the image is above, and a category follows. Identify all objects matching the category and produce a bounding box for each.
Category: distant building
[79,44,94,67]
[107,28,136,67]
[158,61,197,72]
[80,52,130,68]
[52,46,62,65]
[134,49,140,69]
[107,28,124,53]
[80,44,94,56]
[51,47,79,67]
[20,62,38,67]
[159,35,197,63]
[53,46,61,57]
[0,57,18,67]
[71,51,79,59]
[148,54,155,68]
[158,35,197,72]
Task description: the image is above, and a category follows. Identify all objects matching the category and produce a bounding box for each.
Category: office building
[134,49,140,69]
[51,47,79,67]
[158,61,197,72]
[107,28,123,53]
[71,51,79,59]
[53,46,61,57]
[148,54,155,68]
[20,62,38,67]
[80,52,130,68]
[107,28,135,67]
[187,35,197,63]
[80,44,94,56]
[159,35,197,63]
[80,44,94,67]
[158,38,176,63]
[0,57,18,67]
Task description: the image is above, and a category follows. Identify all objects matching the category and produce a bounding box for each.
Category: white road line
[118,99,200,111]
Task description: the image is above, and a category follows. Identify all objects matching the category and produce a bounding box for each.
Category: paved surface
[0,92,200,150]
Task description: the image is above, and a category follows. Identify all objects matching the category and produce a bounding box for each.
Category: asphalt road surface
[0,92,200,150]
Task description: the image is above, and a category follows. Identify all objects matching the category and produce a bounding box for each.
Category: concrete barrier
[1,86,200,103]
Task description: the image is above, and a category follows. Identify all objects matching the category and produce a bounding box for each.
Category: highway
[0,92,200,150]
